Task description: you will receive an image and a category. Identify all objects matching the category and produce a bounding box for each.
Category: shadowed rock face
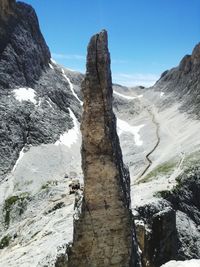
[67,30,138,267]
[136,201,177,267]
[0,0,50,88]
[0,0,15,20]
[0,0,15,53]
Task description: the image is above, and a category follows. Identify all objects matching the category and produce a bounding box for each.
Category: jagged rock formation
[135,200,177,267]
[67,30,138,267]
[135,165,200,266]
[161,166,200,259]
[154,43,200,117]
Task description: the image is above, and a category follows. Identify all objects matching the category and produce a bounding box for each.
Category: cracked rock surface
[67,30,139,267]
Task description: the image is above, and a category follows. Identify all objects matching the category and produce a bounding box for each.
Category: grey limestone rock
[67,30,139,267]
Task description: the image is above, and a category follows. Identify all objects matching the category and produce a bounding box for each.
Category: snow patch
[117,118,144,146]
[13,88,37,104]
[161,259,200,267]
[49,63,54,70]
[55,108,79,148]
[61,69,83,105]
[50,58,57,65]
[37,98,42,107]
[160,92,165,97]
[114,90,143,100]
[12,147,25,173]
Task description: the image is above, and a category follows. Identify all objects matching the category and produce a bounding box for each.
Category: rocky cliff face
[67,30,139,267]
[0,0,50,89]
[0,1,83,180]
[135,200,178,267]
[154,43,200,117]
[0,0,15,20]
[161,166,200,259]
[0,0,15,54]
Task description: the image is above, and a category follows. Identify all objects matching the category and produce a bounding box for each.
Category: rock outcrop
[161,166,200,259]
[135,200,177,267]
[67,30,138,267]
[135,164,200,266]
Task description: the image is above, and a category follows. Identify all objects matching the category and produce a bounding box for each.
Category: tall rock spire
[67,30,138,267]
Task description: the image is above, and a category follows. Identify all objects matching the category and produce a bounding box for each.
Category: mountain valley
[0,1,200,267]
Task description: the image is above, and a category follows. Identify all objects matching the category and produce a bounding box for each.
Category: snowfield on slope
[13,88,37,104]
[161,259,200,267]
[55,108,79,148]
[117,118,144,146]
[114,90,143,100]
[61,69,83,105]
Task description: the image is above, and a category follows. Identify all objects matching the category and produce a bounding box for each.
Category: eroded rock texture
[67,30,138,267]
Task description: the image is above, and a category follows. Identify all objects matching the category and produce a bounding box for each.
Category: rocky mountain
[0,1,200,267]
[154,43,200,117]
[0,0,83,180]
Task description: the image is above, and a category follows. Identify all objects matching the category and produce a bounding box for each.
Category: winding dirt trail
[138,107,160,179]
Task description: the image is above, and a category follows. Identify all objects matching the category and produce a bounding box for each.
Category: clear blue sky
[23,0,200,86]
